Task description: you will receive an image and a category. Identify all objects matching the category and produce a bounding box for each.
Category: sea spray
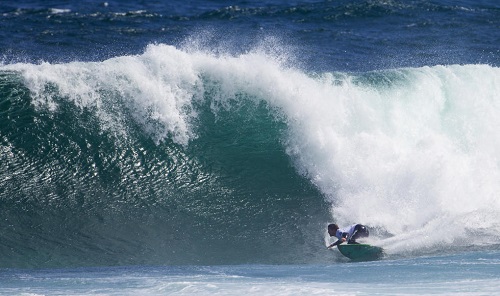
[295,65,500,254]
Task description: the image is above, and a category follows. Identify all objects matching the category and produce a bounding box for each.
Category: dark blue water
[1,0,499,272]
[1,0,498,70]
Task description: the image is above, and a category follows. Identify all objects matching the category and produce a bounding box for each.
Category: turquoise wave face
[0,68,328,268]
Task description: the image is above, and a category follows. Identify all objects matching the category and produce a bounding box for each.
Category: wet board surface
[337,244,384,261]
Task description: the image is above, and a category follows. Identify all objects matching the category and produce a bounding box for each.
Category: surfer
[327,223,369,248]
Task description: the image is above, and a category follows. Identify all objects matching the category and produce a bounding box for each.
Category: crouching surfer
[327,223,369,249]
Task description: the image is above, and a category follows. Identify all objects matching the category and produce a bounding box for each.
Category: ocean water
[1,251,499,295]
[1,0,499,295]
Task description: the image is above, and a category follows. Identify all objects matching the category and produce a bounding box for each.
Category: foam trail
[3,45,500,256]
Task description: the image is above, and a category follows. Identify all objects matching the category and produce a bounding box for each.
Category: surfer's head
[328,224,339,236]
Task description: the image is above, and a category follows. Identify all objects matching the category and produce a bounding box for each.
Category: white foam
[280,65,500,253]
[49,8,71,14]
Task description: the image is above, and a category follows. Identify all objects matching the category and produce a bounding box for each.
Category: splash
[297,65,500,254]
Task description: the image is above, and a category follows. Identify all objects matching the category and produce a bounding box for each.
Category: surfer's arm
[327,237,347,248]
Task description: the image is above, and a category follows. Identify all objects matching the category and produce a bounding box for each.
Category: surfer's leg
[348,224,369,244]
[348,228,359,244]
